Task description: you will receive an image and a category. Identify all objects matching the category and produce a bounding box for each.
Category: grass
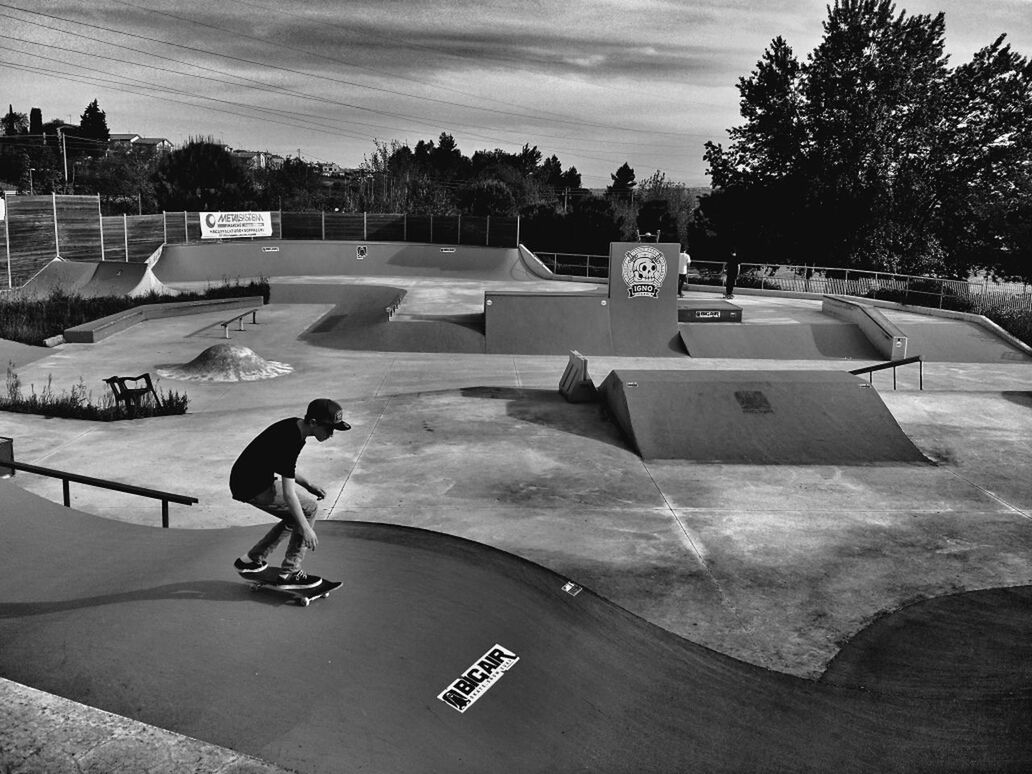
[2,362,188,421]
[0,276,270,346]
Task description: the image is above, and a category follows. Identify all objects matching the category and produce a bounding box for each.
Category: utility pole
[56,126,68,191]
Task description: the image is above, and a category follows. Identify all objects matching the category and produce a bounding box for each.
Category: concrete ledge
[822,295,908,360]
[64,296,266,344]
[0,678,296,774]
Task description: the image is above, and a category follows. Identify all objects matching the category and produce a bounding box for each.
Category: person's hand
[307,483,326,500]
[302,526,319,551]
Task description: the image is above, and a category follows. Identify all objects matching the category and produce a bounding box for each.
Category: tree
[606,162,636,203]
[153,137,255,210]
[1,105,28,136]
[456,178,517,215]
[76,146,158,214]
[68,99,110,158]
[936,35,1032,280]
[701,0,963,271]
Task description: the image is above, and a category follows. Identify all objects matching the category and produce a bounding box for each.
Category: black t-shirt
[230,417,305,501]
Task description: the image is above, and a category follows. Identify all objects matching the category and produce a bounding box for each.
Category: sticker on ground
[438,644,519,713]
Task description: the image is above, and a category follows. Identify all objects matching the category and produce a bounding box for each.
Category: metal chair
[103,373,162,416]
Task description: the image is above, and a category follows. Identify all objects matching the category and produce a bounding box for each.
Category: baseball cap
[305,398,351,431]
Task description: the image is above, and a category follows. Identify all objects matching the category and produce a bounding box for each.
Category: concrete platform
[2,264,1031,771]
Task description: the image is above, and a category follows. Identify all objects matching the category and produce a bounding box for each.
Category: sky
[2,0,1031,188]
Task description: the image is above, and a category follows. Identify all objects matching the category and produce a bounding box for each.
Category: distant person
[677,246,691,297]
[724,250,740,299]
[231,398,350,588]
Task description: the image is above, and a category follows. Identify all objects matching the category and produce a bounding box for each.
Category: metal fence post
[52,193,60,258]
[363,212,367,240]
[124,213,129,261]
[184,211,189,244]
[486,215,490,247]
[96,195,105,260]
[321,210,325,241]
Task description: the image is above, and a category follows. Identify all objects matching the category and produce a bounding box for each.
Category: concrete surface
[1,257,1031,771]
[2,482,1029,773]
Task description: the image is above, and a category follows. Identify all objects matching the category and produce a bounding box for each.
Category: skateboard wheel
[299,597,310,607]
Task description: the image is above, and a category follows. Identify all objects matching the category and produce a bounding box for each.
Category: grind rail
[2,460,197,528]
[850,355,924,390]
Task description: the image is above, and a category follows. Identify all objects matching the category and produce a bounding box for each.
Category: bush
[0,277,270,346]
[983,307,1032,349]
[2,363,188,421]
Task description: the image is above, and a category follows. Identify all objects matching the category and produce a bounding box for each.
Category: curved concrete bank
[153,240,545,283]
[2,481,1029,773]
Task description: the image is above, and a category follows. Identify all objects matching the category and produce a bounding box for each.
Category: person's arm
[281,476,318,550]
[294,472,326,500]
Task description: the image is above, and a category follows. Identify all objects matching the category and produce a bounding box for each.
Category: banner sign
[201,211,272,239]
[437,644,519,713]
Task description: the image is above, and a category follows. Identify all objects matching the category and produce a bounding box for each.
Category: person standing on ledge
[230,398,350,588]
[724,250,741,299]
[678,245,691,297]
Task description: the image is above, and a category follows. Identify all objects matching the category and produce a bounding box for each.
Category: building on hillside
[232,149,285,171]
[319,161,343,177]
[108,134,172,154]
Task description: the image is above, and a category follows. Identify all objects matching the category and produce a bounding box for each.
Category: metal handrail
[3,460,197,528]
[850,355,923,390]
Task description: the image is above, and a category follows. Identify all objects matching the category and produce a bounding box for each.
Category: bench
[104,373,162,415]
[220,308,259,338]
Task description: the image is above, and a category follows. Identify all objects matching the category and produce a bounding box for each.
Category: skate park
[2,236,1032,772]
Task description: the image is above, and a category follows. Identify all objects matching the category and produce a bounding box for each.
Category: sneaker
[276,570,320,589]
[234,556,268,574]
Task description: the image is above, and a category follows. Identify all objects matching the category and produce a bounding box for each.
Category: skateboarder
[724,250,740,299]
[230,398,350,589]
[677,245,691,297]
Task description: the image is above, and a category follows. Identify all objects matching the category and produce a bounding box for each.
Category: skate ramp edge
[823,295,908,360]
[1,481,1026,772]
[599,369,928,463]
[154,241,543,283]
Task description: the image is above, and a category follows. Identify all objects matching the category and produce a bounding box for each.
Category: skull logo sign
[621,245,667,298]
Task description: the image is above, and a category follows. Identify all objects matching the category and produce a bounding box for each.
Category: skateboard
[239,567,343,607]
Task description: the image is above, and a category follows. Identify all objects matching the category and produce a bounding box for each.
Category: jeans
[244,482,318,573]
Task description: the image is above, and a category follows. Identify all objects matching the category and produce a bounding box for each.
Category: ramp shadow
[460,386,626,450]
[0,580,285,617]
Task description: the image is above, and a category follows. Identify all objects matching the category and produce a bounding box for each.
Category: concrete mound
[156,343,293,382]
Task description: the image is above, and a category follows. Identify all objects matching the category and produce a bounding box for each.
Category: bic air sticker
[621,245,667,298]
[438,644,519,713]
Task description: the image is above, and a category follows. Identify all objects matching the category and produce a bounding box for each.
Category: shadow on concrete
[0,580,286,618]
[459,386,626,451]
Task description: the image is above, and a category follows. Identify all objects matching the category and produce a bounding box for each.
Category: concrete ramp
[2,481,1027,772]
[153,241,545,284]
[600,369,928,463]
[78,261,175,297]
[14,260,175,298]
[680,322,882,360]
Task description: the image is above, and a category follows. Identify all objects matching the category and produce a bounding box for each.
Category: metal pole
[97,195,105,260]
[515,215,520,247]
[62,478,70,507]
[321,210,325,241]
[53,193,60,258]
[162,500,169,529]
[184,211,189,244]
[124,214,129,261]
[163,211,167,244]
[363,212,367,241]
[486,215,490,247]
[4,195,11,289]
